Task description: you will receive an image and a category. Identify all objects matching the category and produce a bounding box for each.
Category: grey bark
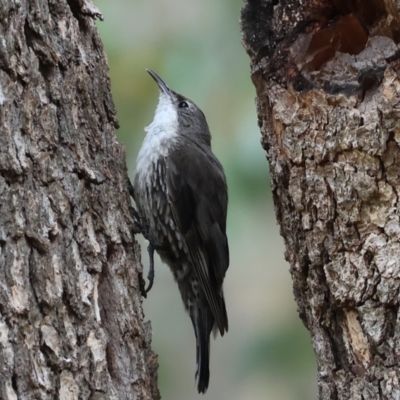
[241,1,400,399]
[0,1,159,399]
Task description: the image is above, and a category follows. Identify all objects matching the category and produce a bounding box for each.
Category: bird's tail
[191,305,214,394]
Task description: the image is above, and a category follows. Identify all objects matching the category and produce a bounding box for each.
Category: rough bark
[0,1,159,399]
[241,1,400,399]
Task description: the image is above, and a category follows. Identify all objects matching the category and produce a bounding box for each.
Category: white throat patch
[145,91,178,138]
[135,92,178,178]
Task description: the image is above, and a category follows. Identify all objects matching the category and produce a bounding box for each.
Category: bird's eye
[179,101,189,109]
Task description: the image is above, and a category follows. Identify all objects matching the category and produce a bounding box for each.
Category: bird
[131,69,229,393]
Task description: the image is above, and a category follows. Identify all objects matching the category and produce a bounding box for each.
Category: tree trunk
[0,1,159,398]
[241,1,400,398]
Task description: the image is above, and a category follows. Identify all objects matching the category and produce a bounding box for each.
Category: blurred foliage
[95,0,317,399]
[242,322,316,379]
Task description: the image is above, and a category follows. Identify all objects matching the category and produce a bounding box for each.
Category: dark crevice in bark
[11,374,17,393]
[40,340,60,375]
[25,234,49,254]
[66,0,97,33]
[23,19,34,50]
[65,0,85,24]
[105,342,120,382]
[28,249,44,314]
[38,59,54,81]
[385,304,398,338]
[330,310,350,369]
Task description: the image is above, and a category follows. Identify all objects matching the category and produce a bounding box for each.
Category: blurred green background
[94,0,317,398]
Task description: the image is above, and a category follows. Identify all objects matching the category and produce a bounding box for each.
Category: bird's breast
[134,125,178,180]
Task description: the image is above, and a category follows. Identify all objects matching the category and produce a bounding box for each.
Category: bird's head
[146,69,211,147]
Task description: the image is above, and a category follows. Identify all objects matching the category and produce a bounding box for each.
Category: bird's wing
[166,142,229,334]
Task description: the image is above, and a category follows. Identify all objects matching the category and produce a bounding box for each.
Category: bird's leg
[145,243,155,293]
[128,178,157,295]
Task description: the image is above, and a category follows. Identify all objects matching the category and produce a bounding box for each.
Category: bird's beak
[146,69,171,95]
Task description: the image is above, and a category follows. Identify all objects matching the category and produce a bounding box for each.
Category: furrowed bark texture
[0,1,159,399]
[241,1,400,399]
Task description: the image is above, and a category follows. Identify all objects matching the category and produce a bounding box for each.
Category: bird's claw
[128,178,155,295]
[127,206,142,235]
